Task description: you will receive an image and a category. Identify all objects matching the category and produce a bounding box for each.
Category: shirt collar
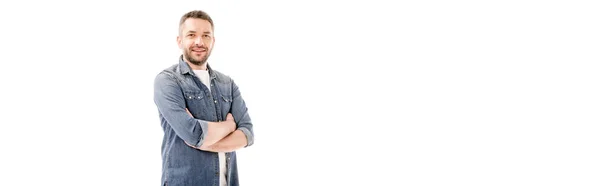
[178,55,217,79]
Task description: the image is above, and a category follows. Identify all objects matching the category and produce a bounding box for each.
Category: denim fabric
[153,56,254,186]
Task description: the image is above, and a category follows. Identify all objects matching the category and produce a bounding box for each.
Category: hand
[224,113,236,131]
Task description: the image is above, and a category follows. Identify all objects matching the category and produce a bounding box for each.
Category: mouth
[191,48,207,54]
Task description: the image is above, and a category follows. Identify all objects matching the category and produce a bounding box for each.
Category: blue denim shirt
[153,56,254,186]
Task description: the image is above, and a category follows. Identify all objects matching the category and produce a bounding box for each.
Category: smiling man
[153,10,255,186]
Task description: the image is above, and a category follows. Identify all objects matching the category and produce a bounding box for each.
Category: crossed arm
[154,72,254,153]
[185,109,248,152]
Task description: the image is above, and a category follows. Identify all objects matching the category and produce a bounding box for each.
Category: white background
[1,0,599,185]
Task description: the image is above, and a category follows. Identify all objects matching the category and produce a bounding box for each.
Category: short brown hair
[179,10,214,34]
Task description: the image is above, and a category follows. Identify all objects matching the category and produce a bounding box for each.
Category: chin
[193,57,206,62]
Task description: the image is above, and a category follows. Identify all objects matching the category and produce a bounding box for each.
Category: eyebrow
[186,31,212,34]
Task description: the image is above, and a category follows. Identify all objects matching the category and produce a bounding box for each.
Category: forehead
[181,18,213,33]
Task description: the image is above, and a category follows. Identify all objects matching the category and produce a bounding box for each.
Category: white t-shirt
[194,69,227,186]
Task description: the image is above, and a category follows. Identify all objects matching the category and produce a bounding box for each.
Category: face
[177,18,214,67]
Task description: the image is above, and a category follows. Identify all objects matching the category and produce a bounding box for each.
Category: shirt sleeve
[154,72,209,148]
[230,79,254,147]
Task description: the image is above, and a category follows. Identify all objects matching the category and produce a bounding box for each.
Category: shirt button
[214,100,217,103]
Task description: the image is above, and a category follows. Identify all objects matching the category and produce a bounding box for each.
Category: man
[153,10,254,186]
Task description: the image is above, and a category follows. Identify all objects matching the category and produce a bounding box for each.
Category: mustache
[190,46,207,50]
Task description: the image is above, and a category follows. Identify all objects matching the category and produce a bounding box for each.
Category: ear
[176,35,183,49]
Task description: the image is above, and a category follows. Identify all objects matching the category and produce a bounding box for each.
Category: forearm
[200,130,248,152]
[201,121,236,147]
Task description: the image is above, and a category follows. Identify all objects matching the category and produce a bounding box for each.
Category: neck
[188,62,208,70]
[183,57,208,70]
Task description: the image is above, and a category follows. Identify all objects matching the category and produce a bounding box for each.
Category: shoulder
[212,69,234,84]
[155,64,180,83]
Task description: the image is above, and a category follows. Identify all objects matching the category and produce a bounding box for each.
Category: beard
[183,47,211,66]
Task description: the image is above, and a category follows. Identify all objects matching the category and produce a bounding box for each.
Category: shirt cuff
[238,127,254,147]
[195,119,209,147]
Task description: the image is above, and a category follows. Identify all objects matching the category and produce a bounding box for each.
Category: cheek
[182,41,193,49]
[178,40,187,49]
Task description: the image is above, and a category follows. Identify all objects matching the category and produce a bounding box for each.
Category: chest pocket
[183,91,208,115]
[220,94,233,114]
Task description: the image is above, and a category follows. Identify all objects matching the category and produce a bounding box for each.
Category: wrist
[221,120,234,132]
[229,121,237,132]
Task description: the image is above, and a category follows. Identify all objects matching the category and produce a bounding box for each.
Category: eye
[203,35,211,38]
[187,34,195,37]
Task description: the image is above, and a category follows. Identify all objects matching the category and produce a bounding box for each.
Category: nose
[194,37,204,47]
